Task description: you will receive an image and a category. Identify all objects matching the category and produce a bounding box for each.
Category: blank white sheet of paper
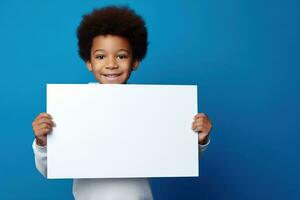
[47,84,198,179]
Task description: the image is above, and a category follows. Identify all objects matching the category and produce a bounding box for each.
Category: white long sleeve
[199,138,210,155]
[32,139,47,177]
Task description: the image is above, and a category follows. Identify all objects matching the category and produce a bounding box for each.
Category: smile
[103,73,122,80]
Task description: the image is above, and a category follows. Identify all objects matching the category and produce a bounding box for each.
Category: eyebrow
[93,49,130,54]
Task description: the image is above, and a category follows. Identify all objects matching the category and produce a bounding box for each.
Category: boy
[32,6,212,200]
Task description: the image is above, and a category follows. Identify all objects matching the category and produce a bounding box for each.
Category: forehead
[91,35,131,52]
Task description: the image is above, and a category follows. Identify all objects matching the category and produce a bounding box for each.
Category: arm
[32,139,47,177]
[199,137,210,156]
[31,112,55,178]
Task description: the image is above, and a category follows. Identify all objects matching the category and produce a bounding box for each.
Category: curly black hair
[77,6,148,62]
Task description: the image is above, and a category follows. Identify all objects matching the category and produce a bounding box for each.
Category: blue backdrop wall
[0,0,299,199]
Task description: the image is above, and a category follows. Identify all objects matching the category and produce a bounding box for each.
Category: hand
[32,113,55,146]
[192,113,212,145]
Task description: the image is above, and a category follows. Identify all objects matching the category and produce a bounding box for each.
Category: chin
[98,78,126,84]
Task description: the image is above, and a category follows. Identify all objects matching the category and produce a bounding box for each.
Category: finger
[35,118,55,127]
[33,121,53,130]
[192,119,203,127]
[195,121,204,127]
[195,125,211,133]
[35,126,53,136]
[192,116,204,125]
[33,113,53,126]
[39,123,51,129]
[199,117,212,130]
[36,113,53,120]
[191,123,195,130]
[194,113,206,119]
[34,124,52,135]
[33,122,52,136]
[38,118,55,127]
[192,121,203,130]
[195,117,205,124]
[191,120,196,129]
[192,125,204,132]
[196,117,212,128]
[193,115,212,125]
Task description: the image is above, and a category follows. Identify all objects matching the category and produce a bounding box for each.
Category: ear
[132,60,140,71]
[85,60,93,71]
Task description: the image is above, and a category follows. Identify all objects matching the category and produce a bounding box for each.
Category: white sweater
[33,139,209,200]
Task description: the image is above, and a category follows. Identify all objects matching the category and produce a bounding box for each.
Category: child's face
[86,35,139,84]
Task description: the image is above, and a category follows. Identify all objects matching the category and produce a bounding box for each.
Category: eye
[117,54,128,59]
[95,55,105,60]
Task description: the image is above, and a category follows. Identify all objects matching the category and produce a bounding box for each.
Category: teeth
[104,74,120,79]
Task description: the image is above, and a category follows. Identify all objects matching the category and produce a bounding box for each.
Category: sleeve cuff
[199,137,210,153]
[199,137,210,147]
[32,139,47,153]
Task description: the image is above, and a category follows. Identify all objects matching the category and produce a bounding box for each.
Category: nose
[105,57,119,70]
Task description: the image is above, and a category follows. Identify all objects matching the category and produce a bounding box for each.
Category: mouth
[102,73,122,81]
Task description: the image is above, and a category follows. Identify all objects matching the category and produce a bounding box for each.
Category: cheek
[92,68,104,80]
[124,68,133,77]
[91,64,103,73]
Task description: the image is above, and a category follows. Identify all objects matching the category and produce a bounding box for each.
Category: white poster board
[47,84,199,179]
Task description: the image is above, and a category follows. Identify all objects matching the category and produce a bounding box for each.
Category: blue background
[0,0,299,199]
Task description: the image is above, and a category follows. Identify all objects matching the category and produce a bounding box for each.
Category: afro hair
[77,6,148,62]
